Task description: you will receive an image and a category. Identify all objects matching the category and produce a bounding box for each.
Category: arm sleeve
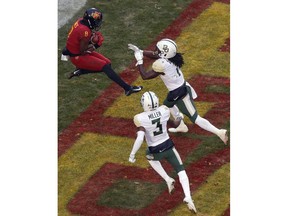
[130,131,145,155]
[152,59,165,73]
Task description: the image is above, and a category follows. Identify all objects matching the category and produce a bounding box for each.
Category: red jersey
[66,18,92,55]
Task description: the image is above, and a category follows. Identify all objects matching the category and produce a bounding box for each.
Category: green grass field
[58,0,194,132]
[58,0,230,215]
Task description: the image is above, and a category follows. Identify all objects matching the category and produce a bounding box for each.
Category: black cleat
[125,86,143,96]
[68,69,81,79]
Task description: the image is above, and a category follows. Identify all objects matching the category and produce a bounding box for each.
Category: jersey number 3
[152,118,163,136]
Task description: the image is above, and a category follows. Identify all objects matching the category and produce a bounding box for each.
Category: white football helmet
[140,91,159,112]
[156,38,177,59]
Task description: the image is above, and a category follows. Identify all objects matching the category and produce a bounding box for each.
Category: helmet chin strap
[87,19,92,29]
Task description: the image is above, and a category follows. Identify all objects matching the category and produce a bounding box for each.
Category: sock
[148,160,171,182]
[178,170,191,198]
[169,105,182,120]
[195,115,220,136]
[102,64,131,91]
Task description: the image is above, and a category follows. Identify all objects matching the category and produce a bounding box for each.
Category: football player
[129,91,197,213]
[61,8,143,96]
[128,39,228,144]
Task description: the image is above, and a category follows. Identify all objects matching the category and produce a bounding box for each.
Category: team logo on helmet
[91,11,101,20]
[162,45,169,53]
[156,38,177,59]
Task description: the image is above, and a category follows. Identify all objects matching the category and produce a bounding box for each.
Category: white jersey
[152,58,185,91]
[133,105,170,147]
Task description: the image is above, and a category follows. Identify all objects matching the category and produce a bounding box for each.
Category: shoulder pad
[133,114,141,127]
[152,58,166,73]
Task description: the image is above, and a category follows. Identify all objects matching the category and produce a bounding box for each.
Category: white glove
[134,50,143,66]
[128,44,143,66]
[129,153,136,163]
[128,44,140,52]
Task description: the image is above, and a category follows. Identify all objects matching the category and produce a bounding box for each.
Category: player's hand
[128,44,141,52]
[86,44,95,53]
[129,153,136,163]
[134,50,143,66]
[95,32,104,46]
[91,32,104,47]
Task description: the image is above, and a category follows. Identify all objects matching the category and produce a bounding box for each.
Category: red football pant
[70,51,111,71]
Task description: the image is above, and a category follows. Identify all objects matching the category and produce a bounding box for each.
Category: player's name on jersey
[148,111,162,119]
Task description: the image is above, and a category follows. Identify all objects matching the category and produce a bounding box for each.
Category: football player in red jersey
[62,8,143,96]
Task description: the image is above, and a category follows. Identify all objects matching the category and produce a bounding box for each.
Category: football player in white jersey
[128,39,228,144]
[128,91,197,213]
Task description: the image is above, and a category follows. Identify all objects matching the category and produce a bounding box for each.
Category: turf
[58,0,230,215]
[58,0,194,132]
[98,180,164,210]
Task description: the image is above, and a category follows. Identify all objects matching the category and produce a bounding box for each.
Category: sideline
[58,0,87,29]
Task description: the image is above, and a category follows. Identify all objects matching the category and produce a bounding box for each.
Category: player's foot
[168,120,188,133]
[183,197,197,213]
[125,86,143,96]
[166,178,175,194]
[68,68,81,79]
[218,129,228,144]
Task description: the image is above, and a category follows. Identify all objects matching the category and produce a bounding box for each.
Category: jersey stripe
[172,147,183,165]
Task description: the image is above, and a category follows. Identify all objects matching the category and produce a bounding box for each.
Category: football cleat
[183,197,197,213]
[218,129,228,144]
[125,86,143,96]
[68,68,81,79]
[168,120,188,133]
[166,178,175,194]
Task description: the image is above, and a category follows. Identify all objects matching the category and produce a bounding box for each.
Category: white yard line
[58,0,87,29]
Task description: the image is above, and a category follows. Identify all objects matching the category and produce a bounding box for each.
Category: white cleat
[166,178,175,194]
[218,129,228,144]
[183,197,197,213]
[168,120,188,133]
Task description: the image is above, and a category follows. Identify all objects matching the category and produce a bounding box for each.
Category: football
[91,34,99,44]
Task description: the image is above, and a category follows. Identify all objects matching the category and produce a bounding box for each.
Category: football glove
[128,44,141,52]
[91,32,104,48]
[129,153,136,163]
[134,50,143,66]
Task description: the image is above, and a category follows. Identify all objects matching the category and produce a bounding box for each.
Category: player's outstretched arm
[143,50,159,59]
[128,43,163,80]
[129,129,145,163]
[136,64,161,80]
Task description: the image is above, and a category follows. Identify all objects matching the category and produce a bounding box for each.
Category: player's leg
[168,105,188,133]
[146,150,175,194]
[176,86,228,144]
[91,52,143,95]
[89,52,111,64]
[180,170,197,213]
[69,53,107,72]
[70,53,142,96]
[147,160,175,194]
[195,115,228,144]
[101,64,143,95]
[165,147,197,213]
